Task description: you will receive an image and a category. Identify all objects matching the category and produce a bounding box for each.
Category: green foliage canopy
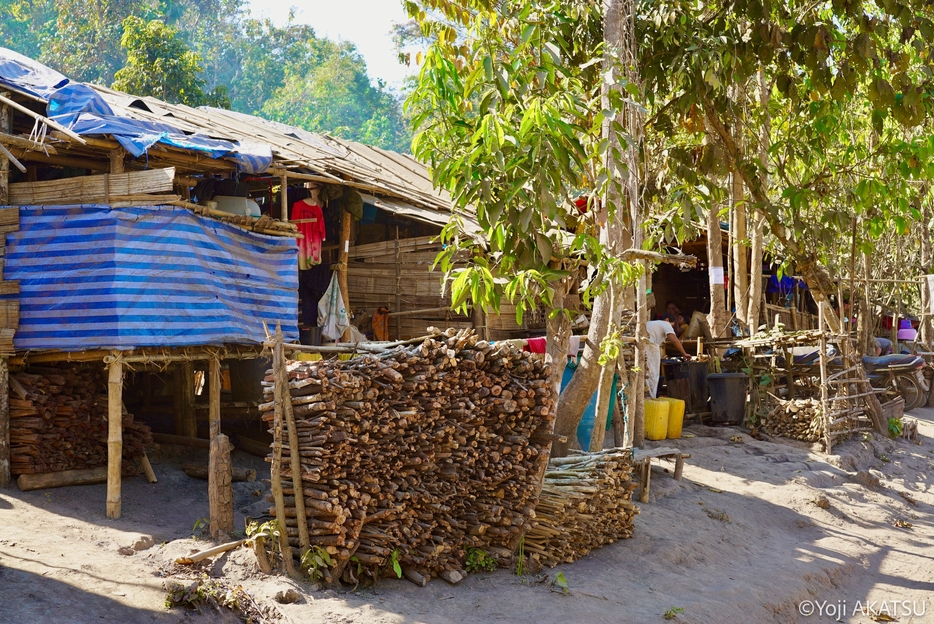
[112,16,228,107]
[405,0,642,320]
[0,0,412,151]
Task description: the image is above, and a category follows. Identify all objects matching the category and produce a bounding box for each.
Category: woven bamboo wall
[346,236,530,340]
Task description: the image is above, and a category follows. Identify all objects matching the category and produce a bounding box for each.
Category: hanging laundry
[524,336,547,354]
[318,272,349,341]
[292,198,326,269]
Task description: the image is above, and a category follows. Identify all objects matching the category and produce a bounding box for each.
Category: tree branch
[620,248,697,268]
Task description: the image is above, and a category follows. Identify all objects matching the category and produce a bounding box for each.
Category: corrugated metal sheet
[2,204,298,351]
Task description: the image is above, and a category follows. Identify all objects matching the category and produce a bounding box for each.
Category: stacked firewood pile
[9,366,152,475]
[261,328,556,583]
[761,397,824,442]
[523,449,638,567]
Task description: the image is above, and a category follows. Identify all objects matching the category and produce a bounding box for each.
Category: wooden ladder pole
[106,355,124,519]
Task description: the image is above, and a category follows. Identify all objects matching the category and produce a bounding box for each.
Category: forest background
[0,0,412,152]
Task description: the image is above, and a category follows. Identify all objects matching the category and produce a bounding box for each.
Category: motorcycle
[778,347,928,411]
[861,353,927,411]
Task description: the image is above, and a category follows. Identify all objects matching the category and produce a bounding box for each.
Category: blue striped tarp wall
[3,204,298,351]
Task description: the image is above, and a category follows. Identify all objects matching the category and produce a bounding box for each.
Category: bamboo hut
[0,48,528,531]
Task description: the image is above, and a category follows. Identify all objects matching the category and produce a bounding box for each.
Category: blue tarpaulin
[0,47,272,173]
[562,362,618,451]
[2,205,298,351]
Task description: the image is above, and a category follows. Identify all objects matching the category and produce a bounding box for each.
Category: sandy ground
[1,410,933,624]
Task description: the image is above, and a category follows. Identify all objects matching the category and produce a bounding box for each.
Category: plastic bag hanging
[318,272,349,341]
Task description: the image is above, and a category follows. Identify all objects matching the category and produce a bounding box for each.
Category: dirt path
[2,412,933,624]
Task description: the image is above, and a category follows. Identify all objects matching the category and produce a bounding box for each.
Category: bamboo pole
[277,325,310,557]
[0,130,58,154]
[0,142,25,174]
[0,93,86,144]
[271,328,298,576]
[175,539,246,564]
[106,357,123,519]
[338,208,352,342]
[280,174,288,222]
[0,92,9,205]
[138,452,157,484]
[152,432,212,449]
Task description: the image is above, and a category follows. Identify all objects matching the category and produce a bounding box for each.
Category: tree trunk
[554,0,638,456]
[702,96,843,334]
[589,283,618,451]
[746,68,769,333]
[545,279,572,413]
[747,213,765,331]
[731,173,748,331]
[920,201,932,347]
[553,290,612,456]
[706,205,728,339]
[632,278,648,448]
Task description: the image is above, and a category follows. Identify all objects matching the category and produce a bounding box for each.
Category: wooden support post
[209,357,221,440]
[172,366,184,436]
[640,458,651,503]
[207,356,232,537]
[106,358,123,519]
[338,208,352,341]
[674,454,685,481]
[0,358,9,487]
[181,361,196,438]
[208,434,234,538]
[271,328,298,577]
[109,148,125,175]
[280,174,288,222]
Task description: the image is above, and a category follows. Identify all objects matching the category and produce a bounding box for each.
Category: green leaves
[112,16,219,107]
[406,0,611,317]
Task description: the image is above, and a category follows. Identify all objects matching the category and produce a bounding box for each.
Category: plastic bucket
[644,399,670,441]
[708,373,747,425]
[687,362,709,411]
[664,398,685,439]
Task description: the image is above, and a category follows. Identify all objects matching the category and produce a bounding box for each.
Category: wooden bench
[632,447,691,503]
